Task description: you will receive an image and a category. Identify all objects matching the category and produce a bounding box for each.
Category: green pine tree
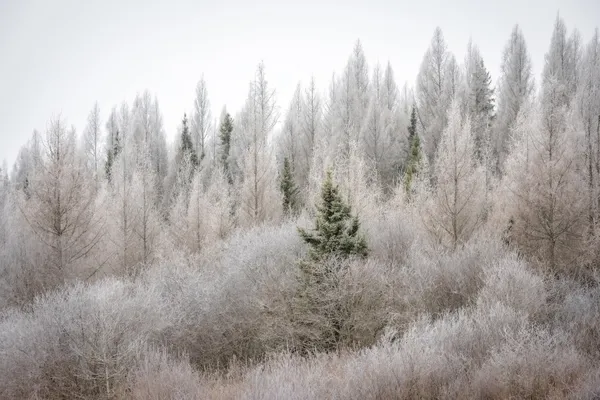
[219,113,234,184]
[280,157,299,216]
[180,113,198,169]
[294,170,367,352]
[298,170,368,261]
[404,105,423,196]
[408,104,417,142]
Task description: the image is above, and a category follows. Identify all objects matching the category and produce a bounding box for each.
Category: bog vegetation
[1,15,600,399]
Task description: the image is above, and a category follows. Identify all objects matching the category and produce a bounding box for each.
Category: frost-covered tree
[238,62,281,226]
[422,100,485,250]
[191,77,212,161]
[542,15,582,108]
[18,118,103,276]
[464,41,495,161]
[404,105,424,196]
[83,102,102,185]
[122,146,161,273]
[171,167,235,253]
[417,27,455,161]
[351,39,370,125]
[104,107,121,184]
[299,76,322,191]
[103,102,154,276]
[164,114,199,209]
[279,83,303,175]
[132,91,168,206]
[504,94,587,273]
[495,25,535,171]
[362,63,401,187]
[219,110,234,183]
[576,29,600,232]
[177,113,199,172]
[280,157,299,217]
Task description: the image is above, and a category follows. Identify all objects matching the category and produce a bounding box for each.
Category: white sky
[0,0,598,168]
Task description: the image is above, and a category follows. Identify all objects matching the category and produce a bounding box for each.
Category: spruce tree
[219,113,234,183]
[408,104,417,142]
[298,170,368,261]
[294,170,367,352]
[180,113,198,169]
[404,105,423,195]
[280,157,299,216]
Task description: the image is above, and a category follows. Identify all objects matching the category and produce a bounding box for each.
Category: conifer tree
[298,170,368,261]
[404,105,423,195]
[219,112,233,182]
[280,157,299,216]
[179,113,198,169]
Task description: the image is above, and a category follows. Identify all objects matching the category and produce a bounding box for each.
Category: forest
[1,14,600,399]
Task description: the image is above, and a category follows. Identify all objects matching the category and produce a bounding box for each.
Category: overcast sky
[0,0,598,168]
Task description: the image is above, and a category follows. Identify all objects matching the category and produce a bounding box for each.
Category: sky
[0,0,599,169]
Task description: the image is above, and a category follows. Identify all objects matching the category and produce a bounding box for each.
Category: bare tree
[83,102,102,186]
[191,77,212,162]
[495,24,535,171]
[19,117,103,279]
[239,62,281,226]
[422,100,485,250]
[504,91,587,273]
[416,27,454,161]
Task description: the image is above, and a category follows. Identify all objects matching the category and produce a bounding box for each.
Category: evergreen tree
[298,170,368,261]
[179,113,198,169]
[404,105,423,195]
[219,112,233,183]
[408,104,417,142]
[280,157,299,216]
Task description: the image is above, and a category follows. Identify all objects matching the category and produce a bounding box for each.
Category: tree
[18,118,103,278]
[104,107,121,184]
[219,110,234,183]
[299,76,322,191]
[191,77,212,161]
[416,27,455,162]
[464,41,495,161]
[504,95,587,274]
[542,15,581,108]
[280,157,299,216]
[178,113,199,171]
[170,167,235,254]
[238,62,282,227]
[495,25,535,171]
[298,170,368,261]
[576,29,600,234]
[83,102,102,186]
[279,83,303,182]
[164,114,199,210]
[132,91,168,208]
[404,105,424,196]
[422,100,485,250]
